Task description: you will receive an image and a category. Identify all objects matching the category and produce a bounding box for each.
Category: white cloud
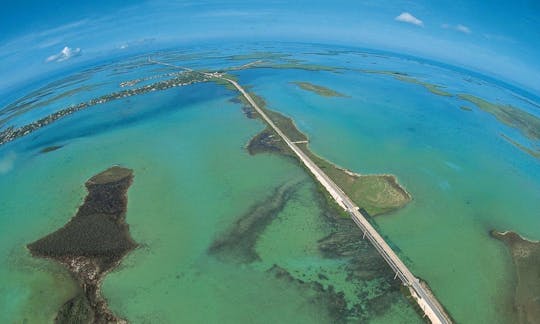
[456,24,471,34]
[45,46,82,63]
[442,24,471,34]
[395,12,424,27]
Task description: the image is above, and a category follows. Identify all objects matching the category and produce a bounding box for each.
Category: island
[500,134,540,159]
[39,145,64,154]
[0,71,209,146]
[361,70,453,97]
[491,230,540,324]
[458,94,540,141]
[291,81,348,97]
[27,166,137,323]
[239,89,411,216]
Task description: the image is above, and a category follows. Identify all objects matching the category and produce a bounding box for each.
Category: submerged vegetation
[458,94,540,141]
[208,176,415,322]
[208,181,302,263]
[224,56,341,73]
[228,51,291,61]
[500,134,540,159]
[362,70,453,97]
[251,61,340,72]
[291,81,348,97]
[5,47,540,324]
[491,231,540,324]
[239,87,411,216]
[359,70,540,161]
[39,145,64,154]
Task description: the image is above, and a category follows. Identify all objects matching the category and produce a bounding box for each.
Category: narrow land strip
[147,58,452,324]
[222,75,452,324]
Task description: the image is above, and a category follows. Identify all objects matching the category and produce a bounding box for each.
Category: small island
[362,70,453,97]
[0,71,209,146]
[241,90,411,216]
[459,94,540,159]
[27,166,137,323]
[491,230,540,323]
[291,81,348,97]
[458,94,540,142]
[500,134,540,159]
[39,145,64,154]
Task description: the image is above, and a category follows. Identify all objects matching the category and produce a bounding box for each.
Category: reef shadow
[208,180,303,263]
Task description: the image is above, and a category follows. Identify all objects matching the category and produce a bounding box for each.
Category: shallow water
[0,79,420,322]
[238,61,540,323]
[2,43,539,323]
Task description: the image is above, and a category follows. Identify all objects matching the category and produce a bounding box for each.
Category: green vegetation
[500,134,540,159]
[228,52,291,61]
[0,83,103,127]
[362,70,453,97]
[55,294,93,324]
[491,231,540,323]
[363,71,540,152]
[237,85,411,217]
[27,166,137,323]
[459,94,540,141]
[395,75,453,97]
[39,145,64,154]
[209,73,239,91]
[227,59,341,72]
[209,181,301,263]
[253,61,340,72]
[239,89,308,145]
[291,81,348,97]
[303,151,411,215]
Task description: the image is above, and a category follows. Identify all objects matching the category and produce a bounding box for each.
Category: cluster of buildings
[0,72,209,146]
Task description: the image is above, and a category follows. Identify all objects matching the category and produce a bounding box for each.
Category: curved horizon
[1,1,539,97]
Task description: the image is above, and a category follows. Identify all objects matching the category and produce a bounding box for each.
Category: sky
[1,0,539,95]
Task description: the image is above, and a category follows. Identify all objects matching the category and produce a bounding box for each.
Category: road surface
[148,58,452,324]
[223,77,452,324]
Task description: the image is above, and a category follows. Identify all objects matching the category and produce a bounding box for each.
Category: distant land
[291,81,348,97]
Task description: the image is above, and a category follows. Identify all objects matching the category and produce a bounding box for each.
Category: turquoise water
[1,43,540,323]
[238,63,540,323]
[0,79,419,322]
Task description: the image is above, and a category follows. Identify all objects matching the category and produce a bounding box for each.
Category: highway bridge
[226,77,452,323]
[149,58,452,324]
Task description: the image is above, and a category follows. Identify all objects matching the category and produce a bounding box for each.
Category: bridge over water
[149,58,452,324]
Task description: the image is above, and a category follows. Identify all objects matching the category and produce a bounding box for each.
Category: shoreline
[0,72,209,147]
[226,74,450,323]
[490,229,540,323]
[27,166,138,323]
[237,84,412,216]
[491,229,540,244]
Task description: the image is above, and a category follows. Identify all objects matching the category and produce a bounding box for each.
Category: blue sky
[1,0,539,95]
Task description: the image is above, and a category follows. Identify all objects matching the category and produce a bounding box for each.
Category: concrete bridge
[225,77,452,323]
[149,58,452,324]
